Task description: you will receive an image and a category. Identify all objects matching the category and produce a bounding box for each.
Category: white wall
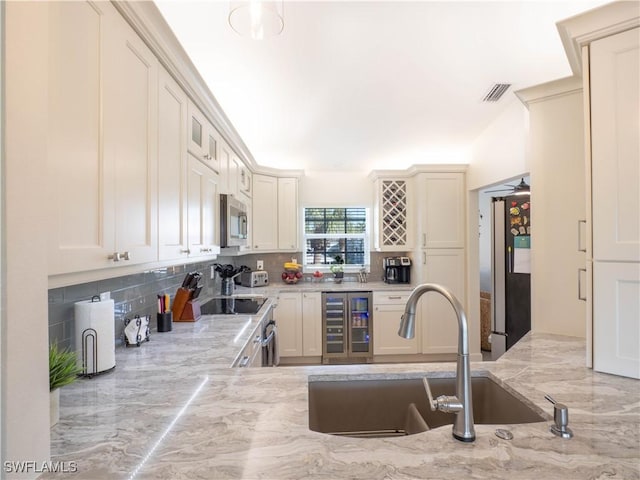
[299,170,374,207]
[467,98,530,191]
[4,3,51,476]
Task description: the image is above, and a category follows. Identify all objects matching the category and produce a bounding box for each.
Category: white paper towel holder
[75,295,116,377]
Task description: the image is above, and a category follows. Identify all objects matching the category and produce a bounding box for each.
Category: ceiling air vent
[482,83,511,102]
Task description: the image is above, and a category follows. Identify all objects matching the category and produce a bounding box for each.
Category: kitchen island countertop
[47,310,640,479]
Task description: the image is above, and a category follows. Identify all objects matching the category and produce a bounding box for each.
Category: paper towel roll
[74,298,116,375]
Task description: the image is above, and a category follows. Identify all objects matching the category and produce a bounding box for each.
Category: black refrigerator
[491,194,531,359]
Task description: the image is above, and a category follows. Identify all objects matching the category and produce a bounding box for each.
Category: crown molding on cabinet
[557,1,640,76]
[368,164,468,181]
[515,76,583,108]
[112,1,258,173]
[251,165,305,178]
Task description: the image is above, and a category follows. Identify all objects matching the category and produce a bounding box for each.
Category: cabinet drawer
[233,325,262,367]
[373,292,411,305]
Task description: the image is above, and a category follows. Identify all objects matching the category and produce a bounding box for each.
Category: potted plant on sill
[49,343,81,427]
[330,255,345,283]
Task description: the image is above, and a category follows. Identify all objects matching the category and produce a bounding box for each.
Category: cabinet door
[187,154,218,257]
[239,162,252,198]
[374,179,412,251]
[278,177,299,250]
[591,28,640,262]
[275,293,303,357]
[187,101,207,161]
[104,7,158,265]
[158,67,189,261]
[252,174,278,250]
[206,126,221,174]
[202,169,220,255]
[420,249,465,354]
[373,292,416,355]
[302,292,322,356]
[47,1,115,274]
[593,262,640,379]
[417,173,465,249]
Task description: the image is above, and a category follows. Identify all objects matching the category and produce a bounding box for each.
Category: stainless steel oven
[220,194,248,247]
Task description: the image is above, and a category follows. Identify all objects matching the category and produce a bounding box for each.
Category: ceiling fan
[485,178,530,196]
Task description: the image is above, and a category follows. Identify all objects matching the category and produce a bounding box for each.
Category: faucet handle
[423,377,463,413]
[422,377,438,411]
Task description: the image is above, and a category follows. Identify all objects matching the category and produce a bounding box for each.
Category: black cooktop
[201,297,266,315]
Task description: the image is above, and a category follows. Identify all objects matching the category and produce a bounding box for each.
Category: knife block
[179,300,201,322]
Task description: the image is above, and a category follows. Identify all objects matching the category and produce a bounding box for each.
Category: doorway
[478,176,530,360]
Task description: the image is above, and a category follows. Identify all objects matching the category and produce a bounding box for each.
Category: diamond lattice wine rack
[380,180,408,247]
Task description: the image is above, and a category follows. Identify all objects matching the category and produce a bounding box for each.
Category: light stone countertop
[47,304,640,480]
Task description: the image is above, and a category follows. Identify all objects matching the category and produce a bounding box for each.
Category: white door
[158,67,188,261]
[373,292,417,355]
[590,28,640,263]
[593,262,640,379]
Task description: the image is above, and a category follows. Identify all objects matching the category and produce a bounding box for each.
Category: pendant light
[229,1,284,40]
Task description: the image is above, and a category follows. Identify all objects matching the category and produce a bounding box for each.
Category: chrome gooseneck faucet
[398,283,476,442]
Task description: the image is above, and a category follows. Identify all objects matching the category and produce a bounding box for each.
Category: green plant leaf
[49,343,81,391]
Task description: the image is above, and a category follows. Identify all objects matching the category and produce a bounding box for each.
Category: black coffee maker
[383,256,411,284]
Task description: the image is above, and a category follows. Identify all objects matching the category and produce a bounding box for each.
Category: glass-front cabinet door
[323,294,346,358]
[349,294,372,356]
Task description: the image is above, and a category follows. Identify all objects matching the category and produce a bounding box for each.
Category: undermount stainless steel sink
[308,373,546,438]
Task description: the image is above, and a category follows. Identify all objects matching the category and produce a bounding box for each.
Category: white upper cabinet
[187,154,220,257]
[252,175,299,252]
[277,177,299,251]
[590,27,640,263]
[373,178,412,251]
[158,67,189,261]
[252,174,278,250]
[48,2,159,274]
[414,172,465,249]
[103,9,159,266]
[188,100,221,174]
[239,162,252,199]
[47,1,111,275]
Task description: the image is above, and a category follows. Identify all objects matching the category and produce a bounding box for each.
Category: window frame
[302,206,371,274]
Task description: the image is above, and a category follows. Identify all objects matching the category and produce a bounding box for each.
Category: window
[303,207,370,272]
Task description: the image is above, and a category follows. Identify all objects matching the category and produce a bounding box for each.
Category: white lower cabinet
[274,292,322,358]
[274,292,303,357]
[373,292,417,355]
[593,262,640,379]
[302,292,322,356]
[419,249,465,355]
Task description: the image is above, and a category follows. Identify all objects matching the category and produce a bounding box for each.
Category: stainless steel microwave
[220,194,248,247]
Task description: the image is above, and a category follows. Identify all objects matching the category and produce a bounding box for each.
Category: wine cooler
[322,292,373,363]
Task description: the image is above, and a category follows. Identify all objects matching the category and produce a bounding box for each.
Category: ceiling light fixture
[229,1,284,40]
